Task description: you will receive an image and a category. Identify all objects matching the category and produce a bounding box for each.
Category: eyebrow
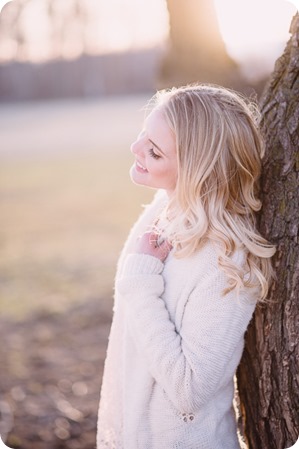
[149,139,165,156]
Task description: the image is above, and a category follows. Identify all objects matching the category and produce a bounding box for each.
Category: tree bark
[158,0,239,87]
[237,13,299,449]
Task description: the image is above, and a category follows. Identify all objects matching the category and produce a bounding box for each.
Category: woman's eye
[148,148,160,159]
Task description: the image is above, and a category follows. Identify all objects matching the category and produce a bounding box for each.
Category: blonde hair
[150,84,275,300]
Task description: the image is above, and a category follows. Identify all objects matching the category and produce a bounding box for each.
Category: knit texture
[97,190,258,449]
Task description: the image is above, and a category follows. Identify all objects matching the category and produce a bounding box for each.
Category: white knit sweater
[97,190,258,449]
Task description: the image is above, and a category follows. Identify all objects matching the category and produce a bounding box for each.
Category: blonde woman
[97,85,275,449]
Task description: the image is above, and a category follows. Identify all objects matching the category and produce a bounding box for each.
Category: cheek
[167,159,178,182]
[149,159,178,186]
[147,160,167,177]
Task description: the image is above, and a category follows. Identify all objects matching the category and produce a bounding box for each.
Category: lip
[135,160,148,173]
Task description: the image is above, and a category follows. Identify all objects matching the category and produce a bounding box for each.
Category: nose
[130,131,144,155]
[130,139,139,155]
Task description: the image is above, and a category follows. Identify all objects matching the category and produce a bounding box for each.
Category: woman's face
[130,108,178,195]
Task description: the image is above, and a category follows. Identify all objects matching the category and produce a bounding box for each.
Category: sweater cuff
[122,253,164,277]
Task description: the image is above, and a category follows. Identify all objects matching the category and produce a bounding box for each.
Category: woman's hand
[135,232,172,262]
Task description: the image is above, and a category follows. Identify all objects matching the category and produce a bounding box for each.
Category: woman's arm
[116,248,256,414]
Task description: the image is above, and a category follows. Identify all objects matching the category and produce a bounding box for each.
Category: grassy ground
[0,94,154,319]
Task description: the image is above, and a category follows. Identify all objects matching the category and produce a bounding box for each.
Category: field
[0,94,154,319]
[0,94,154,448]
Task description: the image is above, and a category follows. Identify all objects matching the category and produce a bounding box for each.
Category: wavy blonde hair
[150,84,275,300]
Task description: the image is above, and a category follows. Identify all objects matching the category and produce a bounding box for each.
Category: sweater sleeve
[116,252,257,414]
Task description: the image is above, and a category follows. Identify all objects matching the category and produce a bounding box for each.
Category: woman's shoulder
[190,241,258,304]
[194,239,247,268]
[173,240,248,285]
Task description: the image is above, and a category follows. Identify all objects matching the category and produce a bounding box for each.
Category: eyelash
[148,148,160,159]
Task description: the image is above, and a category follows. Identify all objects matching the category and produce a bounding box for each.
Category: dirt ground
[0,296,113,449]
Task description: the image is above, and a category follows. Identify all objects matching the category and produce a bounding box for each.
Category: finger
[160,239,173,251]
[149,232,159,247]
[157,239,172,260]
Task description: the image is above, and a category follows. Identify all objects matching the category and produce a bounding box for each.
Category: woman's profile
[96,84,275,449]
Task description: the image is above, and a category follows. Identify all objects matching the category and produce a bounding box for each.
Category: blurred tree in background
[0,0,160,100]
[0,0,90,60]
[0,0,261,101]
[237,13,299,449]
[159,0,240,87]
[0,0,27,59]
[46,0,90,58]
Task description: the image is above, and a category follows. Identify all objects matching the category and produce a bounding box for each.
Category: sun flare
[214,0,296,58]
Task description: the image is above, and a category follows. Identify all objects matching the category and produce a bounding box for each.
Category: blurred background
[0,0,297,448]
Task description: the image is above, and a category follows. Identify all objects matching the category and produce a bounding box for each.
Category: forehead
[145,109,176,156]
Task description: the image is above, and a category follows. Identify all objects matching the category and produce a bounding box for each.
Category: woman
[97,84,275,449]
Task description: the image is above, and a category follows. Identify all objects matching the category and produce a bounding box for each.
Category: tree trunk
[158,0,239,87]
[237,13,299,449]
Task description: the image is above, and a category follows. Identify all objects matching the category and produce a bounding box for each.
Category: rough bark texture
[158,0,239,88]
[237,13,299,449]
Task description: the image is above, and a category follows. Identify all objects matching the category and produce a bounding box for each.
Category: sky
[214,0,297,78]
[0,0,297,79]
